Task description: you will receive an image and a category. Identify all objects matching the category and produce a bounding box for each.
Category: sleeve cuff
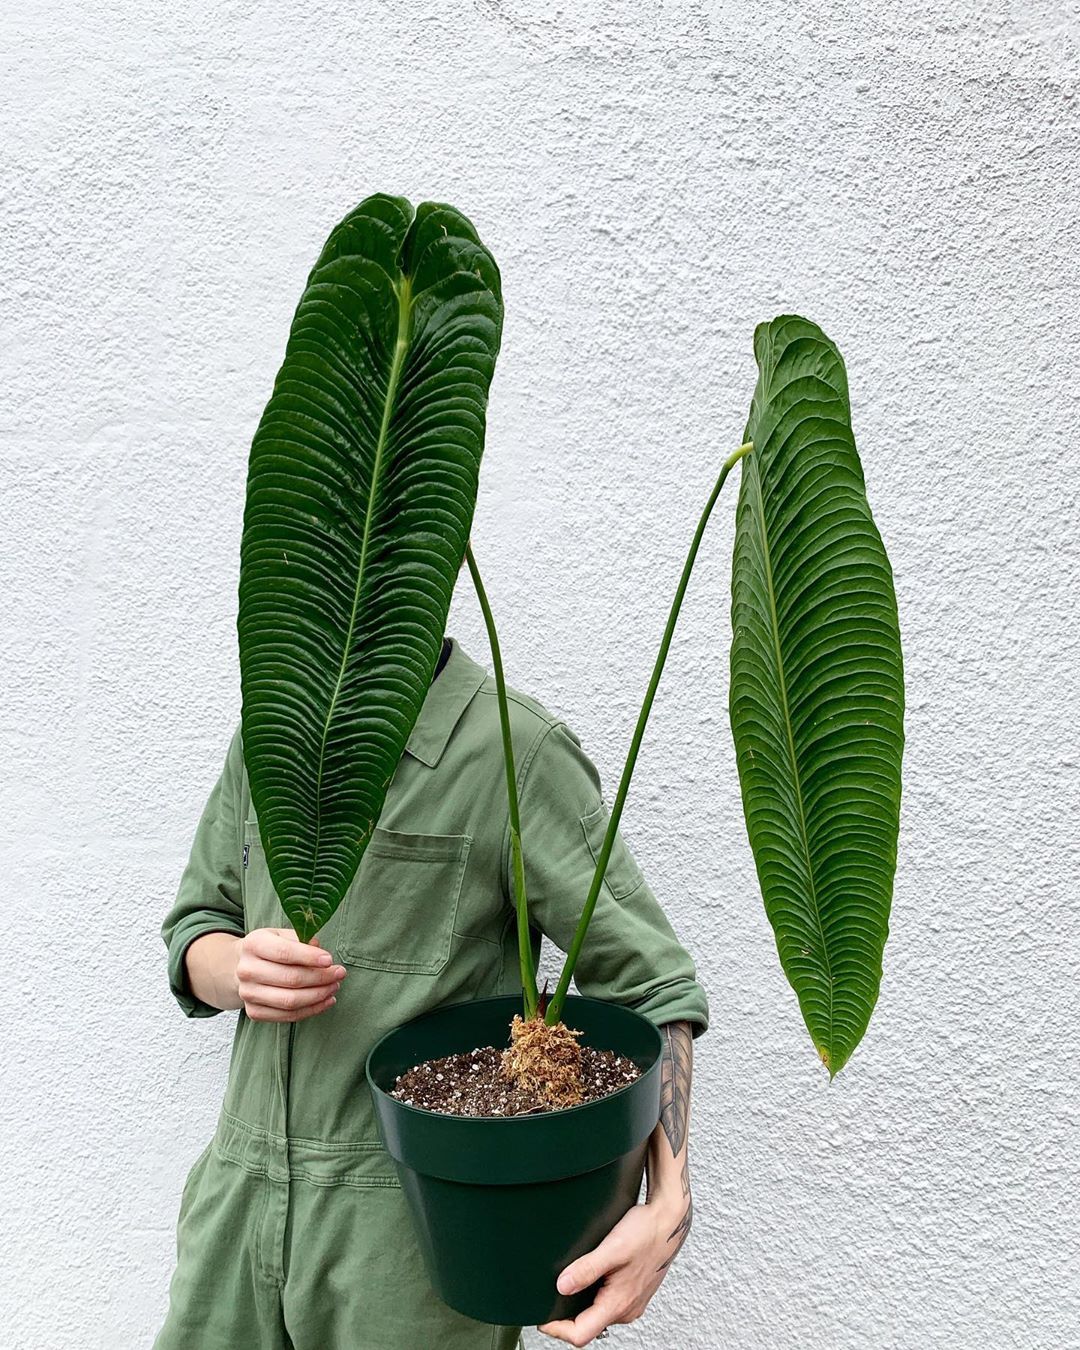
[167,913,245,1019]
[631,978,710,1037]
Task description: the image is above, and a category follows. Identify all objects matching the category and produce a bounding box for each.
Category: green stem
[546,441,754,1025]
[465,543,540,1020]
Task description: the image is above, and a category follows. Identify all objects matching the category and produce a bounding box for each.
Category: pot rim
[365,993,663,1125]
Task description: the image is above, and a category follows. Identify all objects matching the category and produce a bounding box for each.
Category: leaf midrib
[302,270,414,920]
[746,448,836,1064]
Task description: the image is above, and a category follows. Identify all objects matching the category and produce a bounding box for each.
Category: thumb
[557,1233,625,1296]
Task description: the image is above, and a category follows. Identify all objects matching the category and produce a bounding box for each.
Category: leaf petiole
[545,441,754,1025]
[465,544,541,1020]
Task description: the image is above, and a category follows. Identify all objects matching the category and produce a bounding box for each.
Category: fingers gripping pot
[366,995,663,1327]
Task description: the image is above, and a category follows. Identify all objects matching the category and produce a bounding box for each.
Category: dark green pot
[366,995,662,1327]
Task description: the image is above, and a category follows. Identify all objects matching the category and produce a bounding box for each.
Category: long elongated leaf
[239,194,503,940]
[730,316,904,1075]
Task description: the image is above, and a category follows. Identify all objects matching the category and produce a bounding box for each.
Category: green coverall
[157,639,709,1350]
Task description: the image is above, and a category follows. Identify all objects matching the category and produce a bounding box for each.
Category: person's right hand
[234,927,346,1022]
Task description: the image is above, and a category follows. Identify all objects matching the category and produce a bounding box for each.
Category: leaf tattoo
[659,1022,693,1158]
[653,1022,694,1272]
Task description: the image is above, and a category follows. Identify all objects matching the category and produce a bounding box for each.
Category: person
[157,637,707,1350]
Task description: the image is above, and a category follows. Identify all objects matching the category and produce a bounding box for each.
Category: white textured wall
[2,2,1078,1347]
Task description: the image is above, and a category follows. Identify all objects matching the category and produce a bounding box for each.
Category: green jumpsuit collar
[404,638,487,768]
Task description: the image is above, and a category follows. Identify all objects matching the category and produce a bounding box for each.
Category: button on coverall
[157,639,709,1350]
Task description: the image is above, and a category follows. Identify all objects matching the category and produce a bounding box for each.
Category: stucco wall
[2,2,1078,1347]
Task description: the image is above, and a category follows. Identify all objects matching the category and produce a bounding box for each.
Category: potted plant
[239,196,904,1327]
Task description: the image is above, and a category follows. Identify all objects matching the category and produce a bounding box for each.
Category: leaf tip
[292,905,320,945]
[818,1043,852,1082]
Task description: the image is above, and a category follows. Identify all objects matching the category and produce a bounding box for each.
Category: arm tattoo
[656,1156,694,1271]
[658,1021,693,1158]
[658,1185,693,1270]
[656,1022,694,1271]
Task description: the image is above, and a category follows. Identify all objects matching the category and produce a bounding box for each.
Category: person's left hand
[537,1195,690,1346]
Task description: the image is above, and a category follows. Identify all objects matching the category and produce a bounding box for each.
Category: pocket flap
[336,830,472,975]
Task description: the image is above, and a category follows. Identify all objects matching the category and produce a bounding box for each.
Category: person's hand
[234,927,346,1022]
[538,1194,691,1346]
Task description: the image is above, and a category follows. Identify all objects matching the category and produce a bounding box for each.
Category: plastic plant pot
[366,994,663,1327]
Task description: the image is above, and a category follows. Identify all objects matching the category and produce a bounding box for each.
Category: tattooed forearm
[654,1022,694,1272]
[658,1021,693,1158]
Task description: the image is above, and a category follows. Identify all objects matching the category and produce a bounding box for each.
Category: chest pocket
[241,820,470,977]
[335,829,471,975]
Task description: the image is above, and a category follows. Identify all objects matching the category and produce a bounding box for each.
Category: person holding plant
[157,192,902,1350]
[157,637,707,1350]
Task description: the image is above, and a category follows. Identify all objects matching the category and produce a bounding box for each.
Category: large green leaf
[238,194,503,940]
[730,316,904,1075]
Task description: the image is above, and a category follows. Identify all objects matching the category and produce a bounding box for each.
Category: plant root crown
[501,1014,584,1107]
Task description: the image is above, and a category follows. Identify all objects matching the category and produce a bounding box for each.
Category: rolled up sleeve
[513,722,709,1035]
[162,729,247,1018]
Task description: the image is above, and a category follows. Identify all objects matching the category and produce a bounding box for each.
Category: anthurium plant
[238,193,903,1088]
[469,316,904,1080]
